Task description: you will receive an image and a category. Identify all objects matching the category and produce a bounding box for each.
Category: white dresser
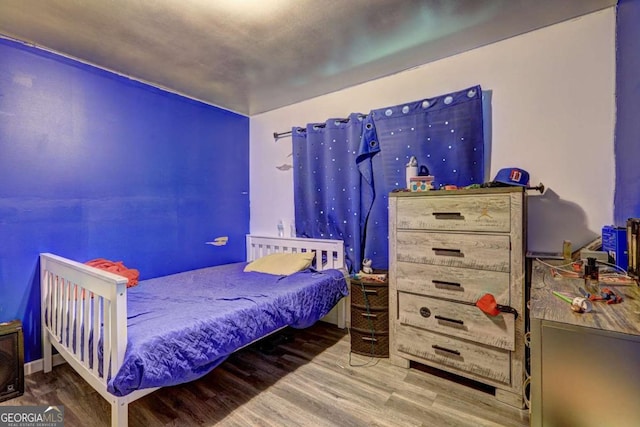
[388,187,526,408]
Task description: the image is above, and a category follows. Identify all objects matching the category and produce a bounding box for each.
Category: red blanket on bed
[85,259,140,288]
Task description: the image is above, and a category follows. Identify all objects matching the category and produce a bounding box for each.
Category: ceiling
[0,0,616,116]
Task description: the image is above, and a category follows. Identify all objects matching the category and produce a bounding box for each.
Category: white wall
[250,8,615,253]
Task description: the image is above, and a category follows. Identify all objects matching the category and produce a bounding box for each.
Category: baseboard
[24,354,66,376]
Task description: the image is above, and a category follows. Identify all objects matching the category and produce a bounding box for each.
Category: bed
[40,235,349,427]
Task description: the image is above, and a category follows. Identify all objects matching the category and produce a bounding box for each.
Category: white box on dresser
[388,187,527,408]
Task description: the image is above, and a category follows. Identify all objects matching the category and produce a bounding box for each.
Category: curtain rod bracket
[273,130,292,141]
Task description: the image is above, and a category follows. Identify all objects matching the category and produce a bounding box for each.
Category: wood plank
[398,292,515,350]
[396,231,511,272]
[395,324,511,384]
[530,260,640,335]
[396,194,511,233]
[396,262,510,305]
[5,323,528,427]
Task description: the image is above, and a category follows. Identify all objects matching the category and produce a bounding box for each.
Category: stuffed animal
[362,258,373,274]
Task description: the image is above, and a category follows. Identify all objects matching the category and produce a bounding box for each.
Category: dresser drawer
[395,325,511,384]
[398,292,515,350]
[351,282,388,309]
[396,231,511,272]
[396,262,510,305]
[396,194,511,232]
[351,329,389,357]
[351,305,389,332]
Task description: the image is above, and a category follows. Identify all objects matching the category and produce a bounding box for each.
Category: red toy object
[475,294,519,318]
[601,287,623,304]
[580,287,623,304]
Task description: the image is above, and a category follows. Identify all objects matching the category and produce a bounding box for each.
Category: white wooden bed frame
[40,235,346,427]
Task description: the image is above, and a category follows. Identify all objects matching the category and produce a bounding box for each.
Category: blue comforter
[107,262,348,396]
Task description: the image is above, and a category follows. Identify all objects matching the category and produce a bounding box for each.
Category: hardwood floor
[2,323,530,426]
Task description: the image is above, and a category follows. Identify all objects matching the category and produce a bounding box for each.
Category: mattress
[106,262,348,396]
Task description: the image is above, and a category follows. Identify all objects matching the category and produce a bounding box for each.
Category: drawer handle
[432,248,463,257]
[419,307,431,318]
[432,212,464,220]
[432,344,460,356]
[435,315,464,326]
[361,336,378,343]
[363,289,378,295]
[360,313,378,319]
[432,279,462,288]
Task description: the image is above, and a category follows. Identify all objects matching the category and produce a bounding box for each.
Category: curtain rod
[274,117,355,140]
[273,130,292,140]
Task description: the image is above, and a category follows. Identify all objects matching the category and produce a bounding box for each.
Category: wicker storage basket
[350,273,389,358]
[351,328,389,357]
[351,282,388,308]
[350,306,389,331]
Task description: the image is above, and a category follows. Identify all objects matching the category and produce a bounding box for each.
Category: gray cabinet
[530,261,640,427]
[389,187,527,408]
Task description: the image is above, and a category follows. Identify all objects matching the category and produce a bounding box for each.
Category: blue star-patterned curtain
[292,113,367,273]
[292,86,484,273]
[358,85,485,269]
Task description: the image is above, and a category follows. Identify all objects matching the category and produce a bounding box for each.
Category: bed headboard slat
[245,235,345,271]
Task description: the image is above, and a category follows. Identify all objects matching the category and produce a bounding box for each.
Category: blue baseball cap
[493,168,529,186]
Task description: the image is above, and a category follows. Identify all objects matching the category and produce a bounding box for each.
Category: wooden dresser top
[389,186,525,198]
[530,260,640,336]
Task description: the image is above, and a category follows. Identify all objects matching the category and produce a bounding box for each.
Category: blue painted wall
[615,0,640,224]
[0,38,250,362]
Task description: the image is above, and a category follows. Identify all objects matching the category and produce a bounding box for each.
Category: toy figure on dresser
[405,156,418,188]
[357,259,387,282]
[406,156,435,192]
[410,165,435,192]
[362,258,373,274]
